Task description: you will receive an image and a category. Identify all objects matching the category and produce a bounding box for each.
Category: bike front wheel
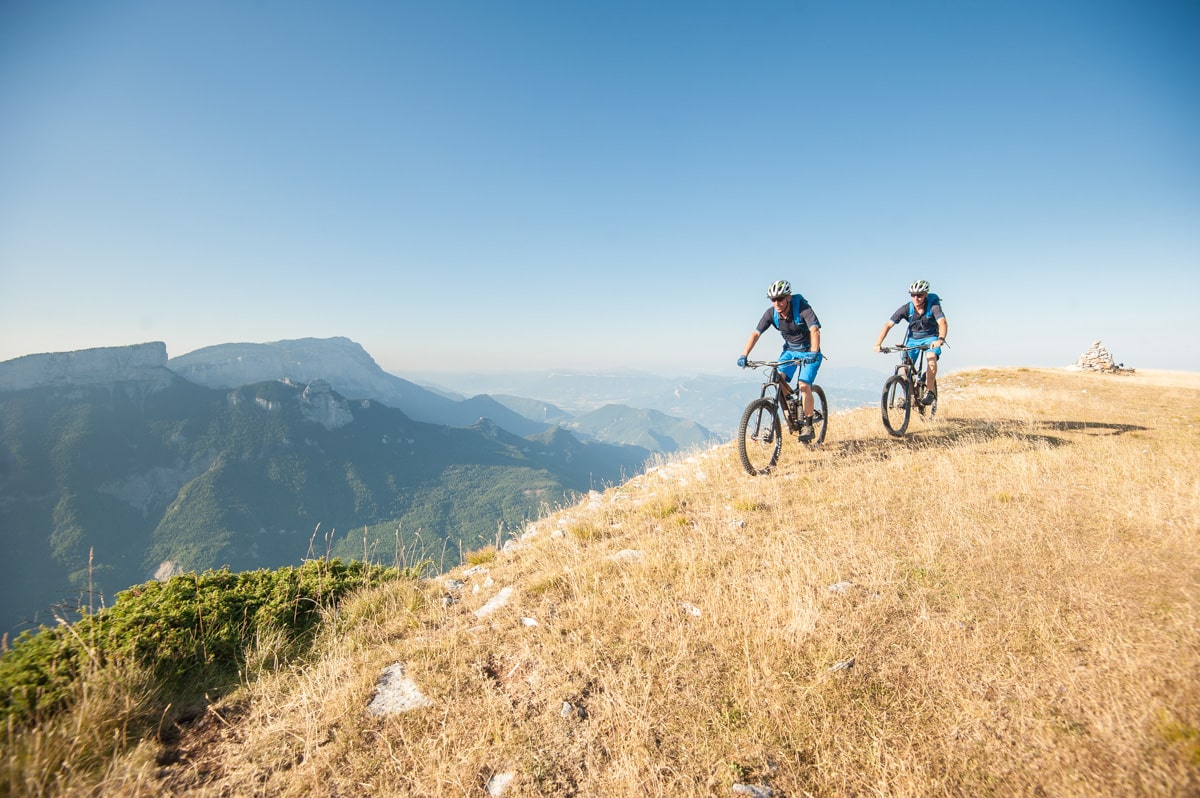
[738,398,782,475]
[809,385,829,445]
[881,375,911,437]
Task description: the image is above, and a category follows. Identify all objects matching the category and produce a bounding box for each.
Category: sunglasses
[770,295,790,302]
[910,292,927,297]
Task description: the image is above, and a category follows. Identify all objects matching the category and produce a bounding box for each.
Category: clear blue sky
[2,0,1197,375]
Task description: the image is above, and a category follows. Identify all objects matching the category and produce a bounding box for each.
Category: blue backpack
[906,292,942,322]
[772,294,810,328]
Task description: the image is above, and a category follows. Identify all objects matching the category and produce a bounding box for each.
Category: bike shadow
[817,416,1148,461]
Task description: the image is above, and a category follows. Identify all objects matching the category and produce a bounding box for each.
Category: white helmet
[767,280,791,299]
[909,279,930,295]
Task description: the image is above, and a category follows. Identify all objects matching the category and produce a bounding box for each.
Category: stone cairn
[1074,340,1133,373]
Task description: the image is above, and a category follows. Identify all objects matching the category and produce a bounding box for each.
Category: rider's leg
[798,381,814,417]
[926,354,938,396]
[795,353,821,418]
[778,356,799,402]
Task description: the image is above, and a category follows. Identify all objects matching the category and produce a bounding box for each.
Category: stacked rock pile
[1074,340,1133,373]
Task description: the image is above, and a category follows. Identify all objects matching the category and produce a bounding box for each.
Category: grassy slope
[14,368,1200,796]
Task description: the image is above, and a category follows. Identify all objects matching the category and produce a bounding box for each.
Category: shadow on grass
[798,416,1149,465]
[1035,420,1147,436]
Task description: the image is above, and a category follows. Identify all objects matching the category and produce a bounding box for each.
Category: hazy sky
[2,0,1197,376]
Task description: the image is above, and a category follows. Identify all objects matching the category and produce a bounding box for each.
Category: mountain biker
[737,279,823,442]
[873,279,948,405]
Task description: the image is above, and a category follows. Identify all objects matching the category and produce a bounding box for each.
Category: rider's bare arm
[741,330,761,359]
[874,321,895,351]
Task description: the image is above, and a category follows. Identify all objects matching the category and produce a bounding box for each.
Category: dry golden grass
[8,367,1200,797]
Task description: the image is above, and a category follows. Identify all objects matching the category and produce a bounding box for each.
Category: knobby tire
[738,398,781,475]
[809,385,829,446]
[881,375,911,437]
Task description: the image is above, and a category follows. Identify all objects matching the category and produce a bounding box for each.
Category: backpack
[906,292,942,322]
[772,294,809,328]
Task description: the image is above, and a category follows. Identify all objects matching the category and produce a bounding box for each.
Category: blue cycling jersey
[756,296,821,351]
[889,296,945,340]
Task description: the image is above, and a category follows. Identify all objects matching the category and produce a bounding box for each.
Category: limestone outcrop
[299,379,355,430]
[0,342,173,392]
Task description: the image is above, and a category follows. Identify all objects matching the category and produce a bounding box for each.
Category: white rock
[366,663,431,716]
[486,772,515,796]
[475,587,513,618]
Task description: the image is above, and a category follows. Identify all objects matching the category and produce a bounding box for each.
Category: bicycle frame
[756,363,788,402]
[878,343,936,437]
[894,345,929,385]
[736,359,829,475]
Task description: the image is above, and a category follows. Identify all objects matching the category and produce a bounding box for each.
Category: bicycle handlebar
[743,355,820,369]
[880,342,946,354]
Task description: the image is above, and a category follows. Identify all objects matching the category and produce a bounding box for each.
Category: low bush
[0,558,399,728]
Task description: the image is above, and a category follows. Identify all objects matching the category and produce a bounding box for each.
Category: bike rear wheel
[881,375,911,437]
[809,385,829,445]
[738,398,782,475]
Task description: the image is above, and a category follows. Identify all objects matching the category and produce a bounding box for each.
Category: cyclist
[737,279,823,441]
[873,279,948,405]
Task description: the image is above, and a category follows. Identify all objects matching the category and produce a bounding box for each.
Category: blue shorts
[779,350,823,385]
[906,336,942,359]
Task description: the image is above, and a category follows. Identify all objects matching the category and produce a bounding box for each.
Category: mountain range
[0,359,653,636]
[0,336,881,637]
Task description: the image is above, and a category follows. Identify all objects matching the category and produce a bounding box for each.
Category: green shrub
[0,559,398,728]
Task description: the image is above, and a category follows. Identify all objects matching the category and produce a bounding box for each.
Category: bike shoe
[921,390,936,406]
[798,421,814,442]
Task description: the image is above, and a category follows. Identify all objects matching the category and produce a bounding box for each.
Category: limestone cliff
[0,342,173,392]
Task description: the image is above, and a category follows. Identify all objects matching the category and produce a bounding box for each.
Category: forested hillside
[0,374,650,636]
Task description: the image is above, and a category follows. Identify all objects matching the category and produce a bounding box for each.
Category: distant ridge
[168,337,549,435]
[567,404,717,451]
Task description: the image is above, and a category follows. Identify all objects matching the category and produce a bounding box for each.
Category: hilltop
[4,368,1198,796]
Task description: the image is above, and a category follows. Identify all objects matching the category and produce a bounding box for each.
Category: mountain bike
[879,343,938,437]
[737,359,828,475]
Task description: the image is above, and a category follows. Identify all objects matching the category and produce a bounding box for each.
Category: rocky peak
[0,342,171,392]
[300,379,354,430]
